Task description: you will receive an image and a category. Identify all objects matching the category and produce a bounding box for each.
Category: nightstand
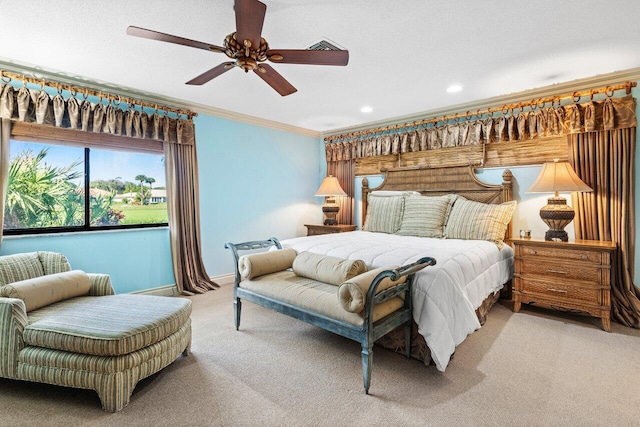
[304,224,356,236]
[511,237,616,332]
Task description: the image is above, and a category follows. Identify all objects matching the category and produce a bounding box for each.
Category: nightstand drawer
[517,278,601,304]
[519,246,601,264]
[520,259,601,282]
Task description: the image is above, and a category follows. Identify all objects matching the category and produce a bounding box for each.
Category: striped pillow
[445,198,516,246]
[0,252,45,286]
[396,195,454,238]
[363,194,405,234]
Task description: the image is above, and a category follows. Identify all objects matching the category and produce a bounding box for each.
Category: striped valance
[326,95,637,161]
[0,82,195,145]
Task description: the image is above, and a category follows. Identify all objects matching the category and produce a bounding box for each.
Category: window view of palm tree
[4,141,168,233]
[4,145,84,229]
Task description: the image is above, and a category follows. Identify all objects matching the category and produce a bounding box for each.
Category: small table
[510,237,616,331]
[304,224,357,236]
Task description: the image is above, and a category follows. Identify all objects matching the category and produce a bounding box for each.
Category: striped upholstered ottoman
[0,252,192,412]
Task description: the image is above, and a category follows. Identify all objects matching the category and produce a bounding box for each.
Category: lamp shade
[526,160,593,195]
[315,176,347,197]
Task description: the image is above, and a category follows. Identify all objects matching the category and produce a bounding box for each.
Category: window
[4,139,168,234]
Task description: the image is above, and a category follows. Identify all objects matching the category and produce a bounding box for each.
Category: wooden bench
[225,238,435,393]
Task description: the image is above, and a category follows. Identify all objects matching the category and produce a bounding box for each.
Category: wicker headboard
[362,165,514,238]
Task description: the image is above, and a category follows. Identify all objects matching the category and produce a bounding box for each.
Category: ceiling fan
[126,0,349,97]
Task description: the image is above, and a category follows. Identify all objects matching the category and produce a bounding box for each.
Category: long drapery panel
[0,119,10,245]
[164,121,219,295]
[569,127,640,328]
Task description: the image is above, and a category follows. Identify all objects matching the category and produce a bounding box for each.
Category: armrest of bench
[364,257,436,324]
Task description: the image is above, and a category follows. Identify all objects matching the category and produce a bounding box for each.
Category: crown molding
[321,67,640,138]
[0,58,321,138]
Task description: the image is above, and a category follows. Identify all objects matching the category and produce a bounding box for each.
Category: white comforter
[280,231,513,371]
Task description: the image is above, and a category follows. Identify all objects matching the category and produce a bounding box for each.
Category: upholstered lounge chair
[0,251,192,412]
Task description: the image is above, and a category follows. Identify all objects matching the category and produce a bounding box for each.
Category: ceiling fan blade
[267,49,349,66]
[253,64,297,96]
[234,0,266,50]
[186,62,236,85]
[126,26,225,53]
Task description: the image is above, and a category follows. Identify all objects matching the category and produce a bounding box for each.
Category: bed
[280,165,515,371]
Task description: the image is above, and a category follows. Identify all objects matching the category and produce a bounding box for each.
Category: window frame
[4,122,168,236]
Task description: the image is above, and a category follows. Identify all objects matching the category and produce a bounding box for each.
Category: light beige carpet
[1,283,639,426]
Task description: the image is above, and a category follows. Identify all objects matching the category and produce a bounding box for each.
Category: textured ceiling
[1,0,639,133]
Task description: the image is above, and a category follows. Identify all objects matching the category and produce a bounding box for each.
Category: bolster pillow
[239,248,297,280]
[292,252,366,286]
[338,266,405,313]
[0,270,91,312]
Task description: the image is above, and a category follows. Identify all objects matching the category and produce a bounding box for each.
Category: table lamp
[526,159,592,242]
[315,175,347,225]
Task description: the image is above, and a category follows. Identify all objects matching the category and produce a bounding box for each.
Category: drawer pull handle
[528,250,536,255]
[548,288,568,294]
[547,269,567,274]
[580,255,589,260]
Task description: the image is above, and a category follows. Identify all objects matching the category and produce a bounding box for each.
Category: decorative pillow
[363,193,405,233]
[445,198,516,246]
[0,252,45,287]
[337,266,405,313]
[239,248,297,280]
[0,270,91,312]
[396,194,456,238]
[292,252,366,286]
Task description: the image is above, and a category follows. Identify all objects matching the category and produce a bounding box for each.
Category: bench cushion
[239,248,297,280]
[24,294,192,356]
[240,270,403,326]
[338,266,405,313]
[292,252,366,286]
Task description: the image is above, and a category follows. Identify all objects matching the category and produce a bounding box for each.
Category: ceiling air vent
[307,39,344,51]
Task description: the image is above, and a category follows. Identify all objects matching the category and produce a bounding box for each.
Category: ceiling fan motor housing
[224,32,270,71]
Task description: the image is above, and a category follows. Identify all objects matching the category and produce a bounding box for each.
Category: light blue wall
[0,114,325,292]
[0,228,174,293]
[194,114,325,277]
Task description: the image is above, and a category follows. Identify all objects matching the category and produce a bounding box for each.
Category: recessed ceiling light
[446,84,463,93]
[360,106,373,113]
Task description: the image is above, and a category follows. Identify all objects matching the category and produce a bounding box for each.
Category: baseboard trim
[130,273,235,297]
[132,284,178,297]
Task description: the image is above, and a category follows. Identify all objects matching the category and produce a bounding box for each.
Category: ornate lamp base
[540,196,574,242]
[322,196,339,225]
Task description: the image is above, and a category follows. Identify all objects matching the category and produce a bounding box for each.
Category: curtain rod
[0,70,197,119]
[324,81,636,142]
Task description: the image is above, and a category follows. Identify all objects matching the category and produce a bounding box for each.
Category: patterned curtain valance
[325,94,637,162]
[0,81,195,146]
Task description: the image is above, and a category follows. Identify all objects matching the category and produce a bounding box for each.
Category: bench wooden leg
[361,345,372,394]
[234,298,242,331]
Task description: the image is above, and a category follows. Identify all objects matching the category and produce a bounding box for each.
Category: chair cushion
[24,294,192,356]
[0,270,90,312]
[0,252,45,286]
[38,252,72,275]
